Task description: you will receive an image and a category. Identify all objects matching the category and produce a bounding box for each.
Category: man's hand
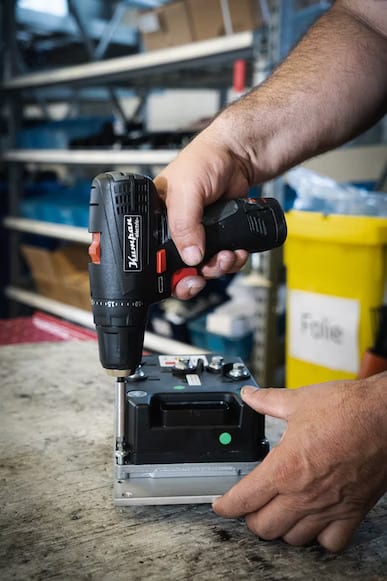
[213,373,387,552]
[154,0,387,301]
[154,124,250,300]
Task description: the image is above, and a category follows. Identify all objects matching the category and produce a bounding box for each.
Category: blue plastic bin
[20,179,91,227]
[188,315,254,361]
[17,117,113,149]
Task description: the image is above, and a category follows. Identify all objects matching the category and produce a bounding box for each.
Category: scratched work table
[0,341,386,581]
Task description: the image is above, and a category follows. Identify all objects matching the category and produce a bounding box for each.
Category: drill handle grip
[163,197,287,277]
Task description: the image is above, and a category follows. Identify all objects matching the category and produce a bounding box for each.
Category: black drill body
[88,171,287,375]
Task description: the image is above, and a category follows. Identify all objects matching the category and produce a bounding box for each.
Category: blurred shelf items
[2,0,386,386]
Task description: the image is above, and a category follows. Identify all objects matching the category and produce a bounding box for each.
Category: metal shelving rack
[1,28,261,301]
[3,286,204,357]
[2,148,178,165]
[1,0,290,384]
[1,27,260,277]
[3,30,256,91]
[3,217,91,243]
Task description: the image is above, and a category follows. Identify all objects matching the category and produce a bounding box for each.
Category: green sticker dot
[173,385,185,390]
[219,432,232,445]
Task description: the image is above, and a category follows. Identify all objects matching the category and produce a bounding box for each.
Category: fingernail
[212,496,221,509]
[241,386,258,397]
[218,259,228,273]
[182,245,203,266]
[179,277,206,296]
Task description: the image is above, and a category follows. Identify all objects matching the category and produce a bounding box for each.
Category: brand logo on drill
[123,215,142,272]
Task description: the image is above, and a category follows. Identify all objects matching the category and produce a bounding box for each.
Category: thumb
[154,174,205,266]
[241,386,299,420]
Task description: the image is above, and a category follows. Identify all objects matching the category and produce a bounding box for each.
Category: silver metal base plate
[114,461,259,505]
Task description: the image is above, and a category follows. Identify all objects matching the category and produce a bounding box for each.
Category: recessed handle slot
[150,393,241,427]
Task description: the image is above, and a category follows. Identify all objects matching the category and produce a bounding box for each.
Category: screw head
[228,362,249,378]
[210,356,224,368]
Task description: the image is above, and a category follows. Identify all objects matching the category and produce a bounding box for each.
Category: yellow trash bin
[284,211,387,388]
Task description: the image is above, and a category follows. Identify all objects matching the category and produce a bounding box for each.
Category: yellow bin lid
[285,210,387,246]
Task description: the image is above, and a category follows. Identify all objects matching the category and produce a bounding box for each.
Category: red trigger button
[171,268,198,292]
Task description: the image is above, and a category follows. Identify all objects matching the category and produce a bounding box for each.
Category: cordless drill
[88,171,287,378]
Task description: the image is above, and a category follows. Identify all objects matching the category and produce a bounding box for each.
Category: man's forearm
[211,0,387,184]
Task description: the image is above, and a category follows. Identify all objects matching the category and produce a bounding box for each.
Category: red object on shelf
[0,311,96,345]
[233,59,246,93]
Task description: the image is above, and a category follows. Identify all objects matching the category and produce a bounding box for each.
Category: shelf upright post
[3,0,24,316]
[251,1,330,385]
[249,0,284,386]
[67,0,128,127]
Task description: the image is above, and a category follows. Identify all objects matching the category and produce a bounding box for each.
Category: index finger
[154,172,205,266]
[212,450,278,518]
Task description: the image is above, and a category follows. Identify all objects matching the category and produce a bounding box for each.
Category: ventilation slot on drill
[134,181,149,214]
[247,215,267,235]
[136,180,148,194]
[115,193,133,215]
[114,181,148,215]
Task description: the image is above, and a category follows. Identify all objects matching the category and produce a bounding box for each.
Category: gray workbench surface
[0,341,386,581]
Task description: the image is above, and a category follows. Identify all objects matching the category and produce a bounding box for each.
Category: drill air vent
[247,215,267,236]
[114,189,148,215]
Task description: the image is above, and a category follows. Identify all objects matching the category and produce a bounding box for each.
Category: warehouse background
[1,0,386,387]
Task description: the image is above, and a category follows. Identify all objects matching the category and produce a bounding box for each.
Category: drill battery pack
[114,354,269,505]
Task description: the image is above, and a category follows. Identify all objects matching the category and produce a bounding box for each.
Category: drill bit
[115,377,127,465]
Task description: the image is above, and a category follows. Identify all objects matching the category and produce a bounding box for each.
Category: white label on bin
[289,290,360,374]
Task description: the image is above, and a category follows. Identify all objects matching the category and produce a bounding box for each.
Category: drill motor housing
[88,171,287,376]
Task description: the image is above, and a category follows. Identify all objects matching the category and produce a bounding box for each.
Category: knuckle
[283,534,307,547]
[232,488,254,516]
[257,387,275,400]
[318,523,354,553]
[170,218,192,239]
[319,537,345,553]
[245,515,279,540]
[235,251,248,267]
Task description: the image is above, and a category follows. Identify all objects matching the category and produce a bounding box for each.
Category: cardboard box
[139,1,194,51]
[139,0,263,51]
[21,244,91,311]
[186,0,263,41]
